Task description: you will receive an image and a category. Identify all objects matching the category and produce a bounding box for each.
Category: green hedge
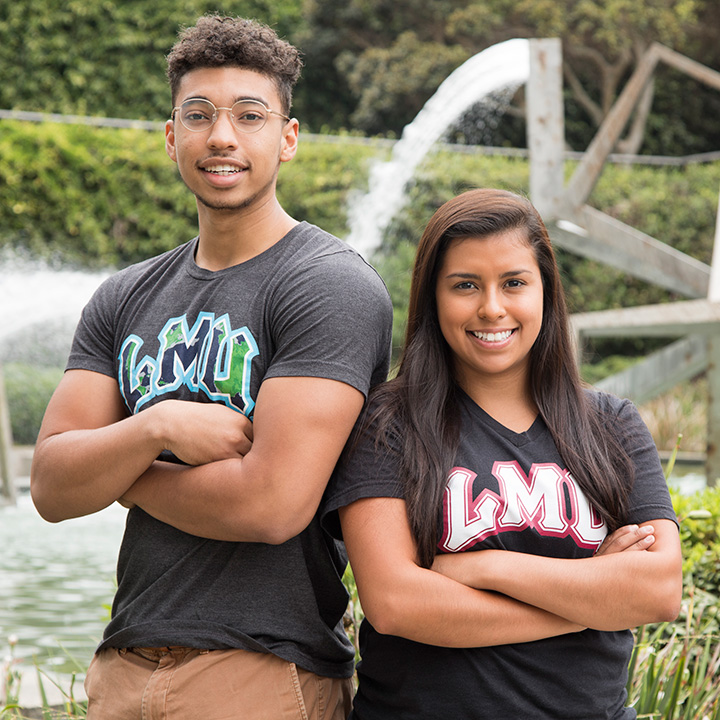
[0,120,379,268]
[673,485,720,600]
[3,363,64,446]
[3,119,718,274]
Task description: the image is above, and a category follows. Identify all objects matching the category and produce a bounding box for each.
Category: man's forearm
[32,413,167,522]
[124,453,321,544]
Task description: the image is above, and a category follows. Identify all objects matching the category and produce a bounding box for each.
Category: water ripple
[0,495,126,673]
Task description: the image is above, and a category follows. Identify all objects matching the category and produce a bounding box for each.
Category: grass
[638,378,707,454]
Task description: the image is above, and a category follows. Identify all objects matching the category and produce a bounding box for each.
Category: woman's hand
[594,524,655,557]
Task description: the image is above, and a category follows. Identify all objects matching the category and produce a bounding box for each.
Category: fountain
[345,38,530,258]
[0,254,114,706]
[0,252,110,364]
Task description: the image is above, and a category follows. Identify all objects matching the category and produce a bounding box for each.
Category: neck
[459,371,538,433]
[194,196,298,270]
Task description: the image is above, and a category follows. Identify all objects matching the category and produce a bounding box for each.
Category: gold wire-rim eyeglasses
[171,98,290,134]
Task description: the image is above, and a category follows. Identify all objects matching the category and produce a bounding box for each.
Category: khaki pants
[84,647,353,720]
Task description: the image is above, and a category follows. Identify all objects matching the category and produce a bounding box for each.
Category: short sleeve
[263,248,393,397]
[321,404,405,540]
[66,273,122,378]
[599,393,678,526]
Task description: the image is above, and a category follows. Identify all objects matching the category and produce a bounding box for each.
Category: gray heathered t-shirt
[67,221,393,678]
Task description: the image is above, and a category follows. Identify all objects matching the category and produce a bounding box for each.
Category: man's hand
[119,376,365,543]
[155,400,253,466]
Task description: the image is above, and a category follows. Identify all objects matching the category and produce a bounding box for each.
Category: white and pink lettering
[439,468,502,552]
[438,461,607,552]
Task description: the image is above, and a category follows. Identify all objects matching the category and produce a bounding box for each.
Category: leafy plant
[2,365,64,446]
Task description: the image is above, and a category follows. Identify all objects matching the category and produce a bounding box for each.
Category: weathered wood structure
[527,39,720,484]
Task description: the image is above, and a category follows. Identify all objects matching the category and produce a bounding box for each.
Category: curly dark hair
[167,15,303,114]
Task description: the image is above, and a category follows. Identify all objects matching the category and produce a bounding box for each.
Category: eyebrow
[444,269,534,280]
[182,94,270,106]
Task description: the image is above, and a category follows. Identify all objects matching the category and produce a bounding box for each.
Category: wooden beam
[527,39,565,220]
[592,336,708,405]
[563,45,661,210]
[551,209,710,298]
[0,365,16,506]
[572,299,720,337]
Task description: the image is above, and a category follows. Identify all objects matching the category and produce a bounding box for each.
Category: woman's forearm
[432,520,682,631]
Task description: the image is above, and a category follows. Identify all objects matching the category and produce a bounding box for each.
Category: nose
[478,288,505,321]
[206,109,239,150]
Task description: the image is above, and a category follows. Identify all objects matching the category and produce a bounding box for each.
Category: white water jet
[0,253,110,356]
[346,38,531,258]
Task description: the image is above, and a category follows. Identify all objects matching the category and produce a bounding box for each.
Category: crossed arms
[339,496,682,647]
[31,368,364,544]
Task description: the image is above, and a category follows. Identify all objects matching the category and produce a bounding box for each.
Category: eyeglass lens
[178,99,269,133]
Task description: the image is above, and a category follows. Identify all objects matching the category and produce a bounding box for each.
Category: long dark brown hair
[364,188,634,567]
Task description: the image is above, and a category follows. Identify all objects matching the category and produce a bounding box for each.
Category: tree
[302,0,718,154]
[0,0,304,120]
[298,0,473,134]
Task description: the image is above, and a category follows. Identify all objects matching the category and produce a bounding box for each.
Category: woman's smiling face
[435,229,544,395]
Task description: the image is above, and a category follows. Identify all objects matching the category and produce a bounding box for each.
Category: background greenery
[1,0,719,151]
[2,117,717,345]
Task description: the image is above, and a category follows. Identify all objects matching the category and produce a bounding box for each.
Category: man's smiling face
[165,66,297,214]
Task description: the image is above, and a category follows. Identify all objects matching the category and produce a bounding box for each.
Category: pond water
[0,493,126,679]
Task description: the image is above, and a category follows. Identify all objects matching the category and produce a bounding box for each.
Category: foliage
[673,485,720,599]
[626,612,720,719]
[2,117,718,343]
[0,120,196,268]
[3,364,64,446]
[622,486,720,717]
[339,31,468,133]
[1,0,719,152]
[301,0,719,154]
[0,120,382,268]
[1,650,87,719]
[0,0,304,121]
[277,136,379,241]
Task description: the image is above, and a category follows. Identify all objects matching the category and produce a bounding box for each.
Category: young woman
[322,189,682,719]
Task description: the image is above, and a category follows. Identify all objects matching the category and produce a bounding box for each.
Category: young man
[30,15,392,720]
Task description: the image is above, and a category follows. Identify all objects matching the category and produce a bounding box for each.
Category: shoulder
[583,387,637,423]
[584,388,659,457]
[268,223,393,338]
[90,241,195,303]
[283,223,390,296]
[323,385,406,538]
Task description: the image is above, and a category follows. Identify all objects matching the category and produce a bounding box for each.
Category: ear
[279,118,299,163]
[165,119,177,163]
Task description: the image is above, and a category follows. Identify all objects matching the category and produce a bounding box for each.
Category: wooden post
[705,188,720,486]
[707,339,720,487]
[0,364,17,505]
[527,39,564,221]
